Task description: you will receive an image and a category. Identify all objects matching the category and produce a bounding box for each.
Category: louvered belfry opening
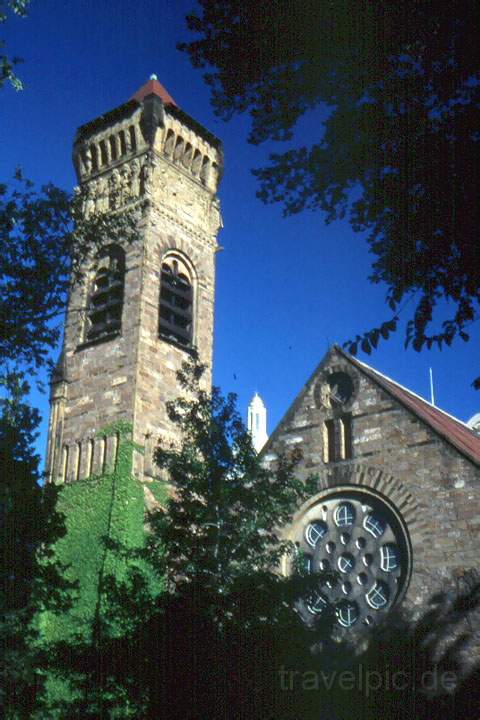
[159,256,193,347]
[86,246,125,342]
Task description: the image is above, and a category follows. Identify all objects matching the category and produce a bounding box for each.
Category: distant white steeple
[248,392,269,452]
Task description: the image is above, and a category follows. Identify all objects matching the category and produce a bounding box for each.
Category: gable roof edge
[264,344,480,469]
[261,346,338,455]
[335,346,480,468]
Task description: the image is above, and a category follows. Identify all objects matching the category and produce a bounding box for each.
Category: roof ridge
[333,346,480,466]
[264,344,480,467]
[352,354,473,431]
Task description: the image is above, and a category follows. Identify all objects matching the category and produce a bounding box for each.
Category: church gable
[265,345,480,477]
[264,346,480,629]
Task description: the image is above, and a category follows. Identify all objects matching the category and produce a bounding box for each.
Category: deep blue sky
[2,0,479,462]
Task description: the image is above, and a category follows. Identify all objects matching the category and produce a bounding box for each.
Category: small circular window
[364,514,386,538]
[326,372,354,407]
[295,489,411,633]
[334,503,355,527]
[307,591,328,615]
[315,370,356,409]
[305,521,328,547]
[336,600,359,628]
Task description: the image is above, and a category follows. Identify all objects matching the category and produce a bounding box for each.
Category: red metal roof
[339,348,480,466]
[132,76,178,107]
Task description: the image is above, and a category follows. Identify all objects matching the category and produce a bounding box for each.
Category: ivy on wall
[38,422,167,714]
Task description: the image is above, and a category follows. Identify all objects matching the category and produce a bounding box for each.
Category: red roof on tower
[132,75,178,107]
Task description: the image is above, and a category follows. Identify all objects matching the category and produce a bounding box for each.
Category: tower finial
[132,75,178,107]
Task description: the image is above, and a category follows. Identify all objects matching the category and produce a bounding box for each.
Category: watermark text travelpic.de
[278,665,457,698]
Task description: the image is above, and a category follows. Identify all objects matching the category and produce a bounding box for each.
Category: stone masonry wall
[47,92,222,483]
[264,348,480,622]
[131,148,220,478]
[48,232,145,483]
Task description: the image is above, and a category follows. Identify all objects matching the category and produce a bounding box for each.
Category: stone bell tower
[46,75,223,483]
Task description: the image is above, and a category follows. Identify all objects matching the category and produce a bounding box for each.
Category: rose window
[296,490,410,632]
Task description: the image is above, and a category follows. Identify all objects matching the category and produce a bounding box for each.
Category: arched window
[90,144,98,172]
[164,129,175,157]
[99,140,108,166]
[191,149,202,176]
[173,136,184,163]
[200,156,210,185]
[86,246,125,342]
[119,130,127,155]
[183,143,193,169]
[129,126,137,152]
[323,414,353,462]
[159,254,193,347]
[109,135,117,161]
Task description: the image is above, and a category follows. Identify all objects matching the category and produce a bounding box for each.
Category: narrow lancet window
[324,419,336,462]
[324,415,353,462]
[109,135,117,161]
[99,140,108,166]
[340,414,353,460]
[119,130,127,155]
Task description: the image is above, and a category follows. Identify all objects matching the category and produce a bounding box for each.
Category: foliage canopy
[180,1,480,377]
[38,362,480,720]
[0,173,139,374]
[153,358,318,631]
[0,372,69,719]
[0,0,30,90]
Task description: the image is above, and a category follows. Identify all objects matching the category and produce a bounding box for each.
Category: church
[46,76,480,638]
[258,345,480,633]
